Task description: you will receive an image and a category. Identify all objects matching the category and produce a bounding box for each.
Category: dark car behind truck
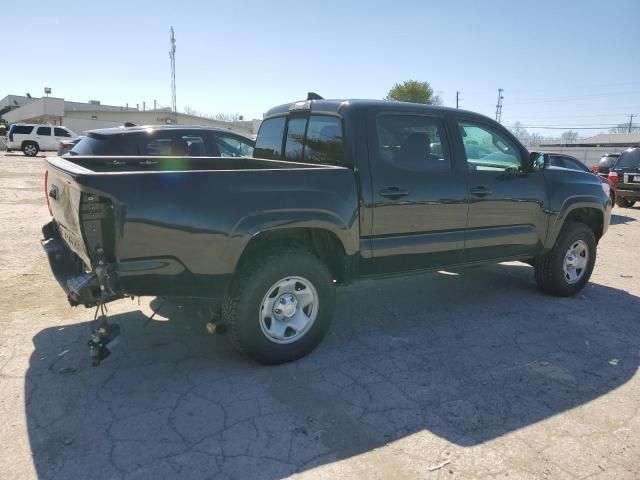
[42,98,610,364]
[608,148,640,208]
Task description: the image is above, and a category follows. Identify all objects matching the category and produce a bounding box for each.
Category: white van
[7,124,78,156]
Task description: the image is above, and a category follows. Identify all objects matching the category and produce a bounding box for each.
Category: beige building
[0,95,257,137]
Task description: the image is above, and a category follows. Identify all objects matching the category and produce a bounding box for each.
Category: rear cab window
[255,114,345,166]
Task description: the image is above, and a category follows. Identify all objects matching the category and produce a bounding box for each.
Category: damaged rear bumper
[41,221,119,307]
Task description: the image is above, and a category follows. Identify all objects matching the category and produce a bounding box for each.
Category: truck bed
[43,155,359,305]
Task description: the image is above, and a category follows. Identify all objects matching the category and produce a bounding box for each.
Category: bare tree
[609,122,640,133]
[182,106,241,123]
[560,130,579,144]
[510,121,530,144]
[528,132,543,147]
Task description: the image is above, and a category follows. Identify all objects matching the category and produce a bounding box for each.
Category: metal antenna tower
[169,27,177,123]
[495,88,504,123]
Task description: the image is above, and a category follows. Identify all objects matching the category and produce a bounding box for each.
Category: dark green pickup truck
[42,97,611,364]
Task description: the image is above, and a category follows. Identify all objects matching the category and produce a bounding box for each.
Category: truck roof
[264,98,486,120]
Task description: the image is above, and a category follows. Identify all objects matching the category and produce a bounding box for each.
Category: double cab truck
[42,97,611,364]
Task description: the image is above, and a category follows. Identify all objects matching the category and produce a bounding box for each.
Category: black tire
[616,197,636,208]
[610,191,615,207]
[22,141,39,157]
[222,248,335,365]
[534,222,596,297]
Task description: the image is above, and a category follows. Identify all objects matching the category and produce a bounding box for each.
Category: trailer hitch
[88,312,120,367]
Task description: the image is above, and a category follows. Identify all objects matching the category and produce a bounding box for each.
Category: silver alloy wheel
[259,276,319,344]
[24,144,37,156]
[563,239,589,284]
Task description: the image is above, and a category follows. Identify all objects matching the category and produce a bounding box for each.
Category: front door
[365,110,469,274]
[35,126,56,150]
[453,118,548,261]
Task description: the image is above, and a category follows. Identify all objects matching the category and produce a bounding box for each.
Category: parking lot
[0,151,638,479]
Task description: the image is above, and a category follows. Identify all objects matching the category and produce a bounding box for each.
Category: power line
[505,125,633,130]
[507,91,640,105]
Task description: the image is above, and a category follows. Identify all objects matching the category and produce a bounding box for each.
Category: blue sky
[2,0,639,135]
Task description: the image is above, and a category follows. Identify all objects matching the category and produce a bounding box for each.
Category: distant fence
[535,146,633,168]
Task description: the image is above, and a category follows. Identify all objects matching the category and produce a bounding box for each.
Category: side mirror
[527,152,548,172]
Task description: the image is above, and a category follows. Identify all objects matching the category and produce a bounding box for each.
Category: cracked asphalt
[0,152,639,479]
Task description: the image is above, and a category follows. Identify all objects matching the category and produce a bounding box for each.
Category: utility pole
[495,88,504,123]
[456,91,460,109]
[629,114,635,133]
[169,27,177,124]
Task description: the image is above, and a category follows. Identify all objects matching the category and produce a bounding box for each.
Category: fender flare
[545,195,606,249]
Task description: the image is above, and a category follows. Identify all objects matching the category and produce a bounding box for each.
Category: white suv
[7,124,78,156]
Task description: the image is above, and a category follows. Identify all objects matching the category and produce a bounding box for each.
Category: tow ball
[88,315,120,366]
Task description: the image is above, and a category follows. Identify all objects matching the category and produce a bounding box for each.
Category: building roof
[542,132,640,147]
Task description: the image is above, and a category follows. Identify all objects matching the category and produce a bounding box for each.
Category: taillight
[44,170,53,216]
[608,171,618,185]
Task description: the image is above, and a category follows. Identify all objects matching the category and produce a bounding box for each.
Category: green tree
[386,80,435,104]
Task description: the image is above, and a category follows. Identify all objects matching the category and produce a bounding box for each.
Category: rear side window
[36,127,51,136]
[615,150,640,168]
[376,114,451,171]
[254,117,286,160]
[54,127,71,137]
[11,125,34,135]
[70,135,139,155]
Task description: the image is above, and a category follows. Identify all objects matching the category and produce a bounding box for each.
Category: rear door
[452,117,548,261]
[365,109,469,273]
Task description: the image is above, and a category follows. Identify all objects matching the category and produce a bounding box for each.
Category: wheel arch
[546,200,605,248]
[234,227,357,284]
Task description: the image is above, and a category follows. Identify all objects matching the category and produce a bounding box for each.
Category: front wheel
[22,142,39,157]
[534,222,597,297]
[616,197,636,208]
[222,248,335,365]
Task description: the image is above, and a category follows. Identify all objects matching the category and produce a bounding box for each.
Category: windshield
[615,150,640,169]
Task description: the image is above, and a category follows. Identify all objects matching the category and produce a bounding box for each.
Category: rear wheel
[222,248,335,365]
[616,197,636,208]
[534,222,596,297]
[22,142,39,157]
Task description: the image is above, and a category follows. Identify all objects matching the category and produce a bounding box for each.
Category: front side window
[459,122,522,171]
[54,127,71,137]
[215,134,254,157]
[142,133,208,156]
[254,117,286,160]
[376,114,451,171]
[36,126,51,136]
